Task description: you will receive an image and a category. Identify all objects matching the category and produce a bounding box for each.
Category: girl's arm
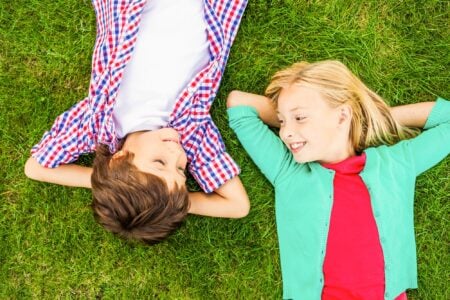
[391,101,435,128]
[227,90,279,127]
[390,98,449,176]
[227,92,293,186]
[188,176,250,218]
[24,156,92,188]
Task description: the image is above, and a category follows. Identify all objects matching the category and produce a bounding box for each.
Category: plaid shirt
[31,0,248,193]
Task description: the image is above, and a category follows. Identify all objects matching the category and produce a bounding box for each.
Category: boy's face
[120,128,188,188]
[277,84,352,164]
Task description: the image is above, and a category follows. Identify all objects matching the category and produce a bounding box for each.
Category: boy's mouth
[289,142,306,153]
[163,138,180,145]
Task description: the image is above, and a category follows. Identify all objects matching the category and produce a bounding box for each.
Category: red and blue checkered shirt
[31,0,248,193]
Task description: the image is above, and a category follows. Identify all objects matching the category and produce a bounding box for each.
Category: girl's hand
[227,90,280,127]
[390,101,435,128]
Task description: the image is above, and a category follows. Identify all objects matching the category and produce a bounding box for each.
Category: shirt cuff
[31,132,74,168]
[190,151,240,193]
[424,97,450,130]
[227,105,258,122]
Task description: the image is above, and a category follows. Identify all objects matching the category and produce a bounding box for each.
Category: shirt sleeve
[388,97,450,176]
[209,0,248,46]
[227,105,293,186]
[31,98,96,168]
[188,117,240,193]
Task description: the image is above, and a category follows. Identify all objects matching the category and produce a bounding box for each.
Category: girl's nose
[281,126,294,140]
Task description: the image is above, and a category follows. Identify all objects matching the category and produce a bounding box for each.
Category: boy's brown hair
[91,144,189,245]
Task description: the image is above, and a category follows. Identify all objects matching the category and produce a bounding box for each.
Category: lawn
[1,0,449,299]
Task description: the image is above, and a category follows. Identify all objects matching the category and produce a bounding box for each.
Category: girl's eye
[295,116,306,121]
[278,119,284,125]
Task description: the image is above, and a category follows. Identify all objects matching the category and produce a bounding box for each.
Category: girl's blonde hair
[265,60,417,153]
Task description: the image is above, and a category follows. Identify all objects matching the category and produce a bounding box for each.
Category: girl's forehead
[278,85,328,111]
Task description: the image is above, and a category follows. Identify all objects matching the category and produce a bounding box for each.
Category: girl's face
[277,84,353,164]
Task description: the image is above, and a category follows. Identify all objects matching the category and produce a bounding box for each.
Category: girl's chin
[293,155,312,164]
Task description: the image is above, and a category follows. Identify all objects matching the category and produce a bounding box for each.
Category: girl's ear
[338,104,352,125]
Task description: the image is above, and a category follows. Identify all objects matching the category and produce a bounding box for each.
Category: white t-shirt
[113,0,209,138]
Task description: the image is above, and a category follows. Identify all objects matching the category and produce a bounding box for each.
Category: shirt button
[187,86,196,94]
[380,237,386,243]
[374,211,380,217]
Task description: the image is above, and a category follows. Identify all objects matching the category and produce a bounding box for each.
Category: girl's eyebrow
[290,106,309,112]
[276,106,307,113]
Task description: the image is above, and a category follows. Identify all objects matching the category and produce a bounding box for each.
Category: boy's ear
[111,150,127,160]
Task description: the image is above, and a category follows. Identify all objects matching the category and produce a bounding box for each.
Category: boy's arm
[227,90,279,127]
[24,157,92,188]
[188,176,250,218]
[390,101,435,128]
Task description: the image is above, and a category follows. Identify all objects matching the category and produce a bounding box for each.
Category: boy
[25,0,249,244]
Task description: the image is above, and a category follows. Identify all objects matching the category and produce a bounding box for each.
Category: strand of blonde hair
[265,60,417,153]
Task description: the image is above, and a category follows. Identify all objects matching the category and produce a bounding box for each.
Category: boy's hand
[24,157,92,188]
[188,176,250,218]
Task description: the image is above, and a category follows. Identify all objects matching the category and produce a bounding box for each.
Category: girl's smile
[288,141,307,153]
[277,84,354,164]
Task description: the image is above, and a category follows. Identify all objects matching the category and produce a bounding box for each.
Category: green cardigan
[228,98,449,300]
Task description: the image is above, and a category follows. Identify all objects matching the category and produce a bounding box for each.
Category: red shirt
[321,154,406,300]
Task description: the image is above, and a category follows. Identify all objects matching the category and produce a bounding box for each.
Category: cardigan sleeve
[227,105,293,185]
[391,97,450,176]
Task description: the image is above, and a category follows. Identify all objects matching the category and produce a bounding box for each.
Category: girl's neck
[318,143,356,164]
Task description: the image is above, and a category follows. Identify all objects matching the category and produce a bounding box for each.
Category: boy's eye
[154,159,165,165]
[178,166,187,177]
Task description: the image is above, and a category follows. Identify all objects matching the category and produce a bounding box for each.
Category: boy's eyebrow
[150,163,186,179]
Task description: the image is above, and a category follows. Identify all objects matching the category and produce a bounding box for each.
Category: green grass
[1,0,448,298]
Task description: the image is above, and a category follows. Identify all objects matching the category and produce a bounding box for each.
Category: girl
[227,60,449,299]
